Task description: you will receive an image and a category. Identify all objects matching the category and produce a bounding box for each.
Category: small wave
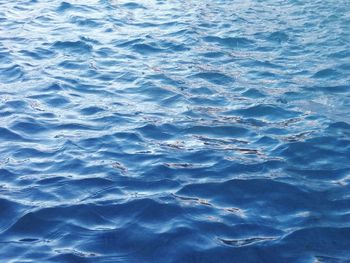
[0,65,24,83]
[52,41,92,54]
[192,72,234,85]
[131,43,164,55]
[0,127,25,141]
[203,36,255,49]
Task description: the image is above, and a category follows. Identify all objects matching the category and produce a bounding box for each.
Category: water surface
[0,0,350,262]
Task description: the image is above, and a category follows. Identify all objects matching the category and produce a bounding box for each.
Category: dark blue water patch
[267,31,290,44]
[192,72,234,85]
[70,16,102,28]
[57,1,72,12]
[200,51,226,58]
[52,40,92,54]
[330,49,350,59]
[273,137,350,169]
[306,84,349,94]
[242,88,266,98]
[56,1,96,13]
[121,2,146,9]
[0,198,29,232]
[240,59,283,70]
[5,99,28,110]
[176,178,313,210]
[19,50,50,60]
[2,210,60,239]
[136,124,174,140]
[46,96,71,107]
[39,82,66,93]
[327,121,350,137]
[131,43,164,55]
[188,96,229,108]
[10,117,49,135]
[0,50,12,65]
[18,238,40,242]
[159,41,190,52]
[0,64,25,83]
[0,127,25,141]
[286,167,350,181]
[79,106,105,116]
[313,68,341,79]
[115,38,143,48]
[277,227,350,260]
[79,36,100,45]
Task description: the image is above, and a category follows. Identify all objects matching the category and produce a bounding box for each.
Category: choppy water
[1,0,350,262]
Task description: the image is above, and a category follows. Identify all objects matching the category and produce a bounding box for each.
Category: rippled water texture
[1,0,350,262]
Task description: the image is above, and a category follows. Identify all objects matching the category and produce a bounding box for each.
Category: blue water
[1,0,350,262]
